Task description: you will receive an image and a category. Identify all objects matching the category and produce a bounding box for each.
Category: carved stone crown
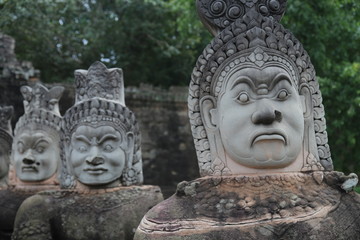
[74,61,125,105]
[189,9,332,176]
[197,0,287,36]
[14,82,64,135]
[0,106,13,149]
[20,82,64,116]
[62,61,143,187]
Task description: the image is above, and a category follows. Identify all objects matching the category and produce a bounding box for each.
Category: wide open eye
[36,146,45,153]
[277,89,290,100]
[103,144,114,152]
[237,92,250,104]
[78,146,88,153]
[18,142,25,154]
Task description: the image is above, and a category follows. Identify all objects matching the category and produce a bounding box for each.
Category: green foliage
[355,186,360,194]
[0,0,210,86]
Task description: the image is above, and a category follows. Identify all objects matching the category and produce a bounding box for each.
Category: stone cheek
[12,185,163,240]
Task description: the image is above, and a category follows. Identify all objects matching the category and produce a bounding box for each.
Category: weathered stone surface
[0,189,32,239]
[47,82,199,196]
[135,2,359,238]
[13,185,163,240]
[0,79,63,239]
[0,33,39,126]
[0,185,59,240]
[135,172,360,240]
[0,105,13,189]
[12,62,164,239]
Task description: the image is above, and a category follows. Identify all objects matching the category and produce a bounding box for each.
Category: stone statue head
[0,106,13,185]
[11,82,64,183]
[189,6,332,176]
[61,61,143,189]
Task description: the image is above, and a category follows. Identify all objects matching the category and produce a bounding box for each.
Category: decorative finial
[15,82,64,135]
[74,61,125,105]
[196,0,287,35]
[20,82,64,116]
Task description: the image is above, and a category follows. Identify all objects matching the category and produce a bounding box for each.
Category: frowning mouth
[22,166,38,172]
[251,130,287,146]
[84,168,108,175]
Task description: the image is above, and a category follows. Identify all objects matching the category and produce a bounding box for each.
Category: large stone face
[49,82,200,196]
[135,0,359,239]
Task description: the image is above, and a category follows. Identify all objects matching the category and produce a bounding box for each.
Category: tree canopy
[0,0,359,178]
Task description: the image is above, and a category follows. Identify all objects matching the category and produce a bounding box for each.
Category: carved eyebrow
[268,73,292,90]
[33,138,50,147]
[98,134,119,144]
[75,135,92,145]
[230,76,256,91]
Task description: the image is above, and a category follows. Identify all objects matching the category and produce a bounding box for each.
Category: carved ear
[299,84,312,119]
[125,132,135,166]
[200,96,218,130]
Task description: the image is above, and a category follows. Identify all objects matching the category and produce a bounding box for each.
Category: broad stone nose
[23,157,35,165]
[251,103,282,125]
[86,147,104,165]
[86,157,105,166]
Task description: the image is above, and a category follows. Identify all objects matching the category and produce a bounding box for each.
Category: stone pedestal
[13,185,163,240]
[135,172,360,240]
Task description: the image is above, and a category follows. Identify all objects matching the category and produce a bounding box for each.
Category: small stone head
[12,82,64,182]
[0,106,13,182]
[189,11,331,176]
[62,62,142,188]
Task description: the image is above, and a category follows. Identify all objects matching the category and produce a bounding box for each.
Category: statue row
[0,61,163,240]
[0,0,359,239]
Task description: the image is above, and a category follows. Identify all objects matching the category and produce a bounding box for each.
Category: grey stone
[135,1,360,239]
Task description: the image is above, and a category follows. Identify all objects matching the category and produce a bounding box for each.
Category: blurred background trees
[0,0,359,178]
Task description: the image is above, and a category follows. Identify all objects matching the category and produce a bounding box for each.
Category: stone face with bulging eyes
[13,126,59,182]
[69,125,127,186]
[214,66,304,168]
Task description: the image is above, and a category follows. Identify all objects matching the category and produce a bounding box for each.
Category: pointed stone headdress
[0,106,14,151]
[14,82,64,135]
[62,61,143,187]
[189,0,332,176]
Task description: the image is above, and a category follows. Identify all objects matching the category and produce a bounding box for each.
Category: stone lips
[61,98,143,187]
[188,10,332,175]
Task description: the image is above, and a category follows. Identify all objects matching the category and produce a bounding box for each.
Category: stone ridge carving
[135,172,360,240]
[0,106,13,188]
[196,0,287,35]
[12,185,163,240]
[11,81,64,184]
[61,61,143,189]
[188,10,332,176]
